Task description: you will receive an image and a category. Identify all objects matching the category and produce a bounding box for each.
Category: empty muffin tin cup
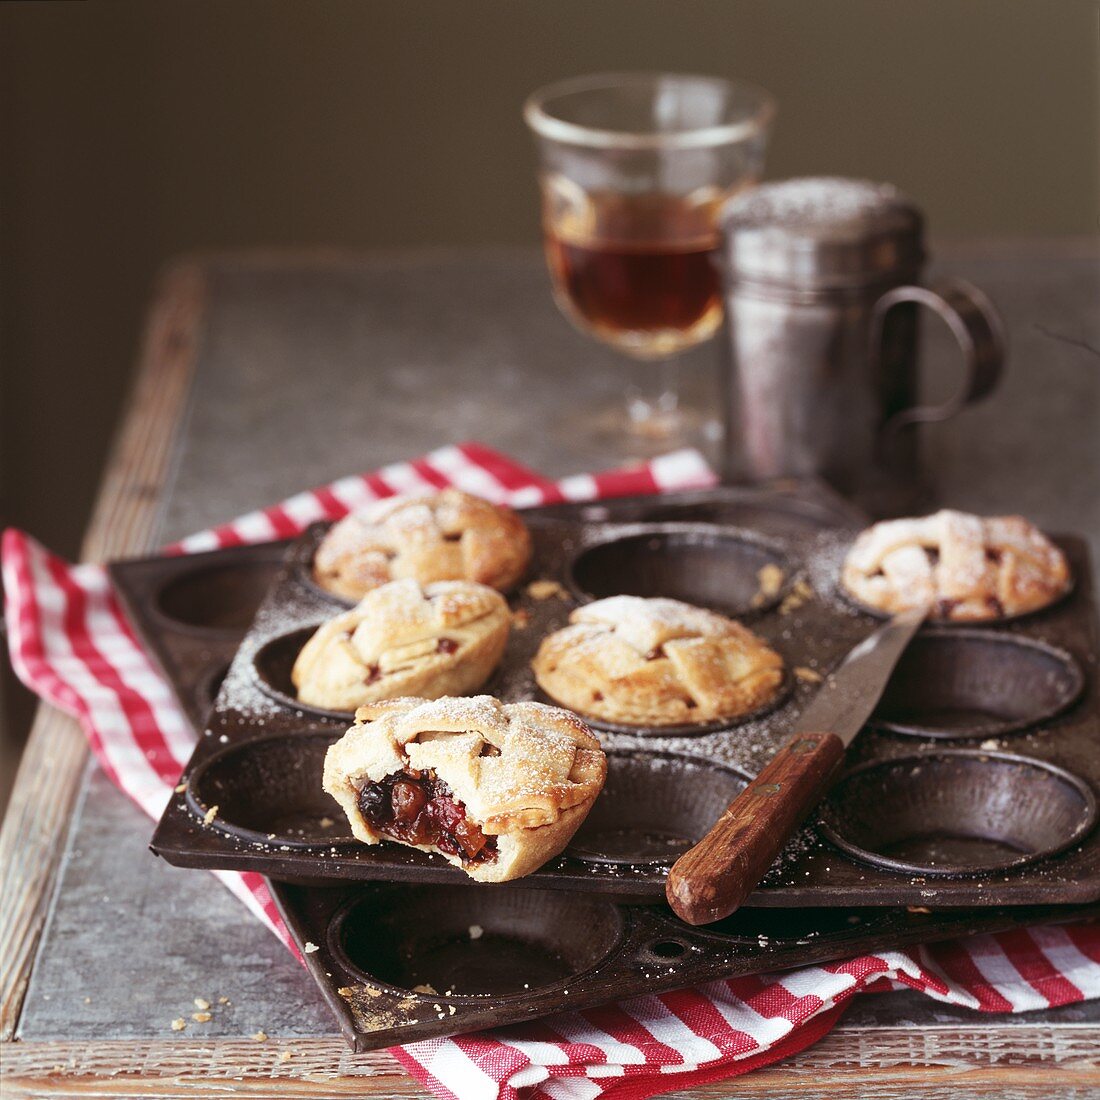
[252,625,356,721]
[819,750,1098,876]
[568,523,796,618]
[186,732,353,848]
[154,560,285,635]
[567,751,749,866]
[870,631,1084,739]
[329,885,623,1000]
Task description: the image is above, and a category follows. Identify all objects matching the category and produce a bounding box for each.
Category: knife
[665,606,927,925]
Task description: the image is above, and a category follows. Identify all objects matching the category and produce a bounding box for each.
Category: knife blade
[665,607,927,925]
[793,606,928,744]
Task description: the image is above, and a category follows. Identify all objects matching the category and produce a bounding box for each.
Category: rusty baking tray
[282,888,1100,1051]
[119,482,1100,908]
[111,482,1100,1051]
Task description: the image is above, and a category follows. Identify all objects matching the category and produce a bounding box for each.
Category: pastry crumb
[907,905,932,914]
[170,1017,186,1032]
[526,579,565,601]
[251,1030,268,1042]
[194,997,210,1010]
[218,996,230,1005]
[512,608,532,629]
[303,941,319,954]
[279,1051,293,1063]
[202,804,219,826]
[319,817,334,828]
[779,578,814,615]
[192,1011,212,1023]
[412,983,439,995]
[468,924,484,940]
[751,563,786,607]
[794,666,823,684]
[174,782,188,793]
[363,986,383,998]
[979,738,1000,750]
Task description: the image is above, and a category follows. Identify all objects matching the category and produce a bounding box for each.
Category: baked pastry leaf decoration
[533,595,785,727]
[841,510,1070,621]
[292,578,510,711]
[313,488,532,600]
[323,695,607,882]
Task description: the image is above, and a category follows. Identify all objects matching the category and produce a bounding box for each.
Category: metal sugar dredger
[716,177,1006,516]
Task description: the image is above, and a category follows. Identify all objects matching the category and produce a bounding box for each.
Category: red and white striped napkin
[4,442,1099,1100]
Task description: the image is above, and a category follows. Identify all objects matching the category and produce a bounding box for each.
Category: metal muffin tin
[131,484,1100,907]
[109,482,1100,1051]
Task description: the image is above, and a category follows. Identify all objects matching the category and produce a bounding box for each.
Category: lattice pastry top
[532,595,785,727]
[313,489,531,600]
[841,510,1070,621]
[292,578,510,711]
[323,695,606,881]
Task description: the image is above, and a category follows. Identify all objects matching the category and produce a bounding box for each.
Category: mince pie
[841,510,1070,622]
[532,596,785,728]
[292,579,510,711]
[323,695,607,881]
[313,489,531,600]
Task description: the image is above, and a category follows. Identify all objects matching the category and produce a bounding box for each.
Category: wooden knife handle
[665,732,846,925]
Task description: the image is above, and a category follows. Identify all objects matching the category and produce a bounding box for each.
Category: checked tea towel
[4,442,1099,1100]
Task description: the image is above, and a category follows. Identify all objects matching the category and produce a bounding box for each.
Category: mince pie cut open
[292,579,510,712]
[323,695,607,882]
[532,596,785,728]
[841,510,1071,622]
[313,488,532,601]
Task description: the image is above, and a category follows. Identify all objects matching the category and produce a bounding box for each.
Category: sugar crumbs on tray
[192,1011,212,1023]
[794,666,823,684]
[202,804,219,826]
[303,941,319,954]
[468,924,484,940]
[170,1017,187,1032]
[194,997,210,1010]
[251,1030,268,1042]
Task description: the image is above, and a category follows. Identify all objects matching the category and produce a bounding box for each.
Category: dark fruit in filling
[357,771,496,863]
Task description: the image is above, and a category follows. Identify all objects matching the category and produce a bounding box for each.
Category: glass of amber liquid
[525,73,774,445]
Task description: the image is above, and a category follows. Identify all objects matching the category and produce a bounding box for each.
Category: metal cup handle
[873,277,1006,440]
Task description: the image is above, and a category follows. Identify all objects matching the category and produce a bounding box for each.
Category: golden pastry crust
[313,489,532,600]
[532,596,785,728]
[841,510,1071,622]
[292,579,510,711]
[323,695,607,882]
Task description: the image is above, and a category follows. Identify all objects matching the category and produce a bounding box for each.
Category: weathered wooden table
[2,242,1098,1098]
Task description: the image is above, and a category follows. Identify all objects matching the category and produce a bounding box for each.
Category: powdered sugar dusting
[723,177,905,230]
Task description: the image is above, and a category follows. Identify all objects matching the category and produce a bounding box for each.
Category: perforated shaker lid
[719,177,924,288]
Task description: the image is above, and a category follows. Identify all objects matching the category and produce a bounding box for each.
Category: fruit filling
[357,770,497,863]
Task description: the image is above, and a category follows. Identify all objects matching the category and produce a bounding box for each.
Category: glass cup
[524,72,775,448]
